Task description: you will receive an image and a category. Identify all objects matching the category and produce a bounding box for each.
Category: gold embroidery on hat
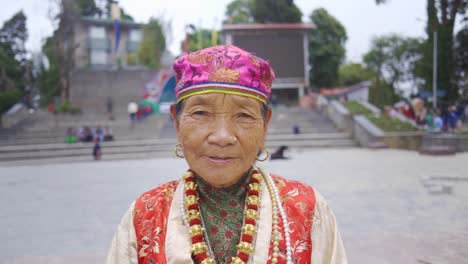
[208,67,240,83]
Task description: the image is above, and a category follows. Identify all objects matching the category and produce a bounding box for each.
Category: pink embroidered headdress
[172,45,275,104]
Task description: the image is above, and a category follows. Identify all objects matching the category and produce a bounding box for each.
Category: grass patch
[367,115,418,132]
[55,101,82,114]
[342,100,417,132]
[342,101,372,115]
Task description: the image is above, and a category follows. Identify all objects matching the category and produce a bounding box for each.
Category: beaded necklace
[180,168,292,264]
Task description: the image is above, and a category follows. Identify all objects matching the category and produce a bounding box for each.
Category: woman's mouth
[205,156,236,165]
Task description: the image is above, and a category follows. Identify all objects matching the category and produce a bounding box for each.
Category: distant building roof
[320,81,371,96]
[81,16,142,28]
[223,23,316,31]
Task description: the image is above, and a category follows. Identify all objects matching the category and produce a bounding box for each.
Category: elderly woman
[107,45,347,264]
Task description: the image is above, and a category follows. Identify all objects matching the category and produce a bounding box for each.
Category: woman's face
[171,93,272,188]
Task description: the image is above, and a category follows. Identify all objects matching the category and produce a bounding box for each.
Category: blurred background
[0,0,467,263]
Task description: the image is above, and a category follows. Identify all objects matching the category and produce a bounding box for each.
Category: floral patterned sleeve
[311,191,348,264]
[107,202,138,264]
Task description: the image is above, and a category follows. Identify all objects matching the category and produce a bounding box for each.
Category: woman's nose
[207,117,235,147]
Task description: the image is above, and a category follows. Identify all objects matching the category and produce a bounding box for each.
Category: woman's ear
[263,107,272,135]
[170,104,180,137]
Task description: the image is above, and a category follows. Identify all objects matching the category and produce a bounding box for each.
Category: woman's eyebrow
[234,101,261,112]
[185,96,212,107]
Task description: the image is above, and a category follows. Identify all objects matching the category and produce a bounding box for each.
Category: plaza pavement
[1,148,467,264]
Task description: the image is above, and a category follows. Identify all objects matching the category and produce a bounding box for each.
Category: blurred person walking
[107,96,114,120]
[92,138,102,160]
[127,101,138,128]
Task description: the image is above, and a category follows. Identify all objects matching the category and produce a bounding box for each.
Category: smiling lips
[205,156,237,164]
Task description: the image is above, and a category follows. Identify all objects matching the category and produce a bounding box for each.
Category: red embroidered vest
[133,175,316,264]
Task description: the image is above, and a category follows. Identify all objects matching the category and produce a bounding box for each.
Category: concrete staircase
[0,107,356,164]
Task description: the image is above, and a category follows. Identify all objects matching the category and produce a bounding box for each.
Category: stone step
[0,137,356,161]
[0,132,352,153]
[419,145,457,156]
[0,107,348,162]
[3,125,337,138]
[0,151,174,167]
[0,126,343,145]
[0,136,153,146]
[0,140,355,161]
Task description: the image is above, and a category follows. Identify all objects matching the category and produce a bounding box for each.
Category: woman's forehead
[184,93,261,109]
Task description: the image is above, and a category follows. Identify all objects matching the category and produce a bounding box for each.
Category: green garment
[425,114,434,128]
[65,135,76,144]
[195,170,252,263]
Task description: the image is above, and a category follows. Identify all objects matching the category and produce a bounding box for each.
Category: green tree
[253,0,302,23]
[224,0,255,24]
[363,34,423,107]
[138,18,166,69]
[40,0,82,103]
[0,45,18,92]
[422,0,466,102]
[77,0,102,17]
[181,28,221,52]
[378,0,466,102]
[0,43,23,113]
[37,36,60,106]
[363,36,395,107]
[454,22,467,100]
[0,10,28,67]
[224,0,302,24]
[309,8,347,88]
[0,10,28,113]
[80,0,134,20]
[55,0,81,103]
[338,63,375,86]
[120,8,134,22]
[368,81,395,109]
[103,0,133,21]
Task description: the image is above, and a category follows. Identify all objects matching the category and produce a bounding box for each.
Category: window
[90,50,107,65]
[129,29,142,42]
[89,26,108,65]
[89,26,106,39]
[127,29,142,53]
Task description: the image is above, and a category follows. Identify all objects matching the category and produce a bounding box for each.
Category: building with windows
[223,23,315,104]
[69,15,149,115]
[73,16,143,69]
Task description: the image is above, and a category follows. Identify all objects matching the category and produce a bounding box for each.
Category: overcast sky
[0,0,442,62]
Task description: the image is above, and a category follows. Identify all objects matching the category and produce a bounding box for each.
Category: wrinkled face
[171,93,271,188]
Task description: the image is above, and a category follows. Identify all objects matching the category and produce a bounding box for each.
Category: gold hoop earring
[174,143,185,158]
[256,148,270,162]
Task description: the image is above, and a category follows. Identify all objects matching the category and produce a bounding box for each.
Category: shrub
[367,115,418,132]
[69,106,82,114]
[343,100,417,132]
[343,101,372,115]
[55,101,81,115]
[0,90,22,113]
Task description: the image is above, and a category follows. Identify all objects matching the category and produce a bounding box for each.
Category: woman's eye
[238,113,254,119]
[193,111,209,116]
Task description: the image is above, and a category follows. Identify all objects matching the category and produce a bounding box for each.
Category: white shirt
[127,102,138,114]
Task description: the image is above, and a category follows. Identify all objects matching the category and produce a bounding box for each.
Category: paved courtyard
[1,148,467,264]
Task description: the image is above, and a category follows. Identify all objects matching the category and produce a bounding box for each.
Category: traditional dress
[108,45,347,264]
[107,170,347,264]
